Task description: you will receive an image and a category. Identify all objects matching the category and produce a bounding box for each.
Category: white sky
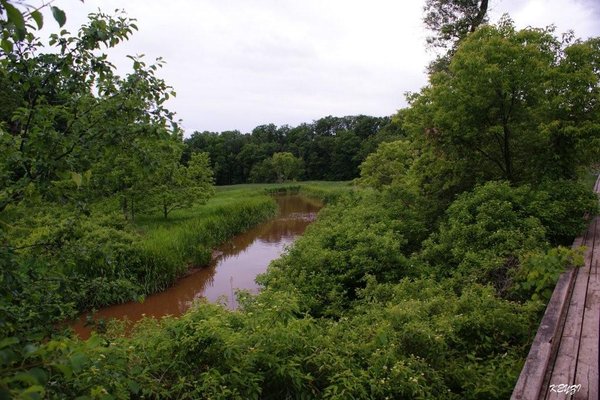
[35,0,600,135]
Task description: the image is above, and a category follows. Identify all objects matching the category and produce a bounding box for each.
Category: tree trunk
[470,0,489,33]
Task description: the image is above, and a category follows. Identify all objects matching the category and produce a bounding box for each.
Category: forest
[183,115,403,184]
[1,0,600,399]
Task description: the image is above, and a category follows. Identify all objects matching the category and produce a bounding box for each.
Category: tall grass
[299,182,355,204]
[135,196,277,293]
[87,181,345,301]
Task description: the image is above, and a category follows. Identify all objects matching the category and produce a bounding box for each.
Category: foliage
[423,0,489,72]
[419,180,596,297]
[0,277,540,399]
[406,19,600,197]
[148,149,216,219]
[270,152,304,183]
[423,0,488,50]
[510,246,584,303]
[185,115,404,185]
[0,10,176,214]
[522,179,599,244]
[0,0,66,53]
[1,6,599,398]
[357,140,414,190]
[249,158,276,183]
[260,191,428,316]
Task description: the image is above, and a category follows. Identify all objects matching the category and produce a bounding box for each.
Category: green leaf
[0,38,13,53]
[0,337,19,349]
[70,172,82,188]
[54,363,73,379]
[4,2,25,31]
[51,6,67,27]
[4,2,26,40]
[69,352,88,372]
[30,10,44,30]
[20,384,45,398]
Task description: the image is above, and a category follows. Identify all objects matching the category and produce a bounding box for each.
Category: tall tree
[423,0,489,72]
[271,152,304,183]
[149,149,215,219]
[406,19,600,192]
[424,0,489,50]
[0,10,176,212]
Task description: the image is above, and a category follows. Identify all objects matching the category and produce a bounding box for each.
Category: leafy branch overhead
[0,9,178,213]
[423,0,489,50]
[0,0,71,52]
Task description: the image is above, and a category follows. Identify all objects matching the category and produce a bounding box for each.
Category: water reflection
[72,195,321,338]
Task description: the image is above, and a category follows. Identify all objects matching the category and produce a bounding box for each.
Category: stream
[72,195,322,338]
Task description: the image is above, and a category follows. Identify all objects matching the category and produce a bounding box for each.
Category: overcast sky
[37,0,600,135]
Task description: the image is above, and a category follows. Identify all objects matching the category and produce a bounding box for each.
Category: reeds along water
[136,197,278,294]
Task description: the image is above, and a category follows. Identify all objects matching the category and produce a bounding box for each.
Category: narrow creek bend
[72,195,322,339]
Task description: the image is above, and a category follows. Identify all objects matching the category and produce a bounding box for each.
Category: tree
[329,130,361,180]
[358,140,414,190]
[249,158,276,183]
[271,152,304,183]
[184,116,397,184]
[423,0,489,72]
[90,130,186,221]
[0,10,176,213]
[0,0,67,53]
[149,150,215,219]
[424,0,489,50]
[406,19,600,191]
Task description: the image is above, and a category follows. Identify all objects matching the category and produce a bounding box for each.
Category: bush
[260,191,425,316]
[420,181,548,290]
[524,179,598,245]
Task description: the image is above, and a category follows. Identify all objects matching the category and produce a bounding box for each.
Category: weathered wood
[573,218,599,400]
[512,175,600,400]
[511,267,577,399]
[544,218,597,400]
[573,272,599,399]
[543,271,588,398]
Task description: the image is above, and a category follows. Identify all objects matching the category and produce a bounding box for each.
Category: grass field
[135,181,351,229]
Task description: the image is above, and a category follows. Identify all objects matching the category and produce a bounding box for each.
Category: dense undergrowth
[2,7,600,399]
[4,192,277,311]
[2,176,596,399]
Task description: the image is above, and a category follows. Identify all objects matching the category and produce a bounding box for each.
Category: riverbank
[69,182,350,330]
[73,194,323,338]
[130,181,352,294]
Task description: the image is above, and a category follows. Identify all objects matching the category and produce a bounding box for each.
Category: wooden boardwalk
[512,176,600,400]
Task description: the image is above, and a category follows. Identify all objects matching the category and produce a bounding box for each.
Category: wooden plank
[573,218,600,400]
[512,216,594,400]
[544,218,598,400]
[511,267,577,400]
[543,270,587,399]
[512,174,599,400]
[572,268,599,399]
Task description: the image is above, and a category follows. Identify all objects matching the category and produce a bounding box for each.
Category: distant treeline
[183,115,404,185]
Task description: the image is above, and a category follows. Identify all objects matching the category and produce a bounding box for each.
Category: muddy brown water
[72,195,322,339]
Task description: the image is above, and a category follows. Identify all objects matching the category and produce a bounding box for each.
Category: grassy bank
[83,182,354,307]
[7,187,281,310]
[222,181,355,203]
[135,195,277,294]
[131,181,349,296]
